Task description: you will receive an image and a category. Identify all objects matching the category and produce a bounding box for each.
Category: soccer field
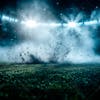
[0,64,100,100]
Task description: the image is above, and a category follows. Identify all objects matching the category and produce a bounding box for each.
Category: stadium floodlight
[2,15,10,21]
[23,20,38,28]
[84,20,98,25]
[2,15,18,23]
[67,21,78,28]
[1,14,100,29]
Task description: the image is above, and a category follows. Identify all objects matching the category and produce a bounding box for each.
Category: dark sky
[0,0,100,11]
[49,0,100,13]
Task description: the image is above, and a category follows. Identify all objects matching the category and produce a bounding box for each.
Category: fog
[0,1,100,64]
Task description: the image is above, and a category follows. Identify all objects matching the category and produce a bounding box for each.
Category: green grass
[0,64,100,100]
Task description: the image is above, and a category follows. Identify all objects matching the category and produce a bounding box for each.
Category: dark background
[0,0,100,12]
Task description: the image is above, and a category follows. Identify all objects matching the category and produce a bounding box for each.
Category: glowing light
[84,20,98,25]
[67,21,78,28]
[24,20,38,28]
[1,14,100,29]
[9,17,15,22]
[49,23,61,27]
[14,19,18,23]
[2,15,18,23]
[2,15,9,21]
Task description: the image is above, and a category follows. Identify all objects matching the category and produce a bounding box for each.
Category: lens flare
[24,20,38,28]
[67,21,78,28]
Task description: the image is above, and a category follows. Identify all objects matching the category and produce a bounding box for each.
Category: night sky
[0,0,100,63]
[0,0,100,11]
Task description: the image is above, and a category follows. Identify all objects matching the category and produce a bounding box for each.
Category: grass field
[0,64,100,100]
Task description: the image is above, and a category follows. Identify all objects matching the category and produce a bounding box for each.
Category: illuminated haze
[0,0,100,64]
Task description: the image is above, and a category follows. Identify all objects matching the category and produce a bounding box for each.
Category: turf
[0,64,100,100]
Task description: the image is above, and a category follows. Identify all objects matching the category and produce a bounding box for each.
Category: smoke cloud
[0,1,100,64]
